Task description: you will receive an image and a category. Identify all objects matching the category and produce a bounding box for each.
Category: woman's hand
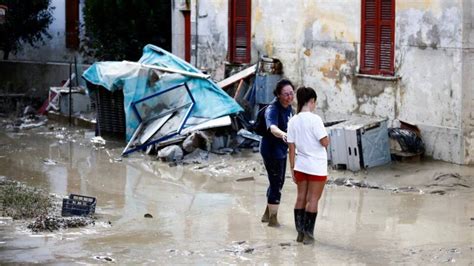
[291,169,297,184]
[269,125,287,142]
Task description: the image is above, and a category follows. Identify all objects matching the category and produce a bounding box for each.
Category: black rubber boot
[294,209,305,242]
[261,206,269,223]
[303,211,317,245]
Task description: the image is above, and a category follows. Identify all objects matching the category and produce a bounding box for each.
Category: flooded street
[0,124,473,264]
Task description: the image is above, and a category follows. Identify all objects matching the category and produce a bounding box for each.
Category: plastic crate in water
[61,194,96,217]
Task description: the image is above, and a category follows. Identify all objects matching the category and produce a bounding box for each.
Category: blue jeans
[263,157,287,204]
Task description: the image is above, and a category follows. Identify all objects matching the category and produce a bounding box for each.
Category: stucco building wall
[181,0,472,164]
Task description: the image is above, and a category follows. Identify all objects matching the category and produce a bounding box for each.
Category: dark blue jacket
[259,99,293,159]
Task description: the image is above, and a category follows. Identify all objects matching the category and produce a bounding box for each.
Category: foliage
[82,0,171,61]
[0,0,54,60]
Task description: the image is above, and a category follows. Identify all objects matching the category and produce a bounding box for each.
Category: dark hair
[296,86,317,113]
[273,78,294,97]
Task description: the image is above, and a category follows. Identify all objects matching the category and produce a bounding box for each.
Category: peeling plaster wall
[461,0,474,164]
[190,0,228,80]
[255,0,469,164]
[196,0,470,164]
[2,0,86,63]
[396,0,466,163]
[171,1,186,61]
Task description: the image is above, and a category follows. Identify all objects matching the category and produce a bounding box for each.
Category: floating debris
[236,177,255,182]
[225,241,256,256]
[94,255,114,262]
[43,159,58,165]
[327,178,382,190]
[90,136,106,145]
[393,186,424,194]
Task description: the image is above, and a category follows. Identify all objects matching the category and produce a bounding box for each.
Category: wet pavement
[0,124,473,264]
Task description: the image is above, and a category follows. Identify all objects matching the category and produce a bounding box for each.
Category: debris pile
[0,180,51,219]
[27,215,95,232]
[0,178,97,232]
[81,45,275,159]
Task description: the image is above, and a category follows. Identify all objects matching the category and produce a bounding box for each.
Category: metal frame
[122,82,196,156]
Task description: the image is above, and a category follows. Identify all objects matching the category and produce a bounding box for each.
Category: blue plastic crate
[61,194,96,217]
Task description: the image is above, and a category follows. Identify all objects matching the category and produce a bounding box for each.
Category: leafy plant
[82,0,171,61]
[0,0,54,60]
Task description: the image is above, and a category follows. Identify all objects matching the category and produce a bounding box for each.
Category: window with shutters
[66,0,79,49]
[228,0,251,63]
[360,0,395,76]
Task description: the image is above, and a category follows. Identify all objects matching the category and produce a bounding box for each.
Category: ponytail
[296,87,317,114]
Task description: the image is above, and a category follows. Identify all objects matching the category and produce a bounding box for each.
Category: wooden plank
[217,64,256,88]
[180,116,232,135]
[233,79,245,99]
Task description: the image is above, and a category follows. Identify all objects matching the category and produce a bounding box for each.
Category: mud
[28,215,96,233]
[0,123,473,264]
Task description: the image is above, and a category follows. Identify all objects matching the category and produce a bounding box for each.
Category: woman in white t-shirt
[287,87,329,245]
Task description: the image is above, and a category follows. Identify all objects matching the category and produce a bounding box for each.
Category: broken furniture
[327,117,391,171]
[49,87,91,116]
[122,83,195,155]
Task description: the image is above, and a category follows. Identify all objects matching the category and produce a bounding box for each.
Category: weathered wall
[172,0,229,79]
[0,0,86,63]
[253,1,360,91]
[193,0,229,79]
[194,0,470,164]
[171,0,187,62]
[396,1,465,164]
[249,0,470,163]
[461,0,474,164]
[0,60,89,99]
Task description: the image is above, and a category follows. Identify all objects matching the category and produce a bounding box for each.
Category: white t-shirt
[287,112,328,176]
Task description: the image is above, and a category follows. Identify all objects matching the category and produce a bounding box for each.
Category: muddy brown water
[0,125,473,264]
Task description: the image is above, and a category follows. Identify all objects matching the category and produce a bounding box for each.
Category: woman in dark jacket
[260,78,295,227]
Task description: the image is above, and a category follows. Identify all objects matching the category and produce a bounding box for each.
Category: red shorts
[294,170,327,183]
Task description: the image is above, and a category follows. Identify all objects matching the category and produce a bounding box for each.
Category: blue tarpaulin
[83,44,243,140]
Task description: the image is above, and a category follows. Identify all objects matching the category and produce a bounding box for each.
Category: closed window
[360,0,395,75]
[228,0,251,63]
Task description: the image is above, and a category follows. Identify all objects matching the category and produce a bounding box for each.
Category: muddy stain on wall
[319,54,346,80]
[397,0,438,12]
[318,52,358,93]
